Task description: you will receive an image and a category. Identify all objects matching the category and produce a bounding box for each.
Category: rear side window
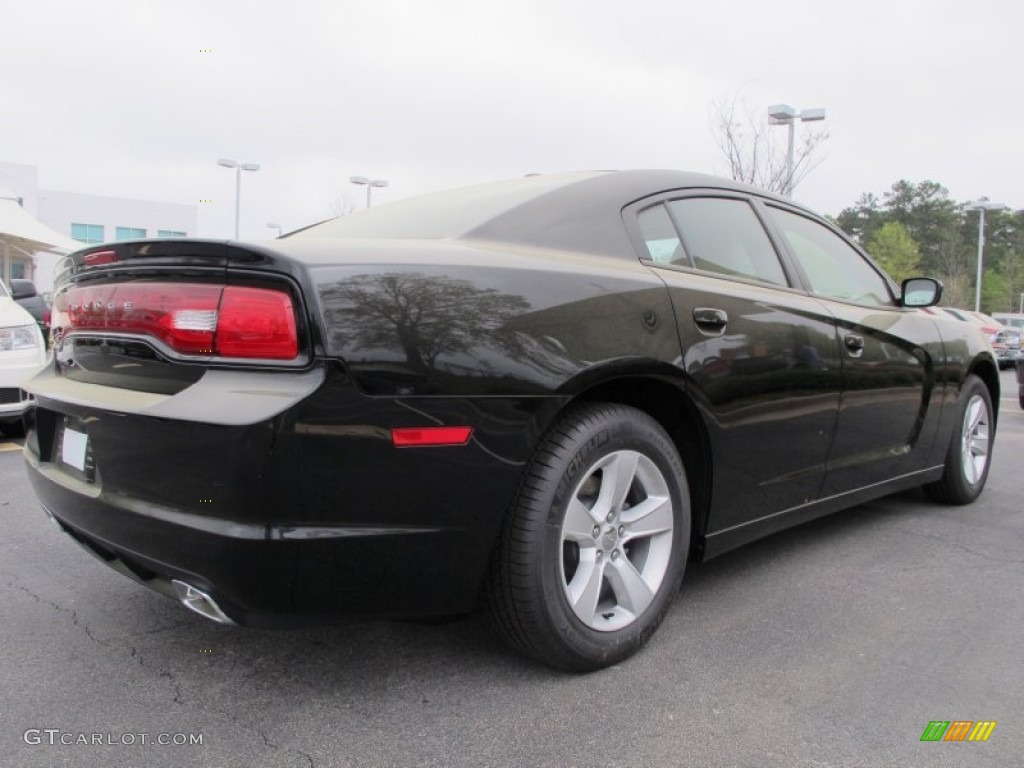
[639,198,788,286]
[637,204,685,264]
[767,206,894,306]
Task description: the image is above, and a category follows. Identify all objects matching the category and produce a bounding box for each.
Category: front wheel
[487,403,690,671]
[923,374,994,505]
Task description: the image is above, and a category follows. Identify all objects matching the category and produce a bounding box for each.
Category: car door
[627,193,842,535]
[760,203,944,496]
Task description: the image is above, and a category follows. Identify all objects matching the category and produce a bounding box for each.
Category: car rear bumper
[21,364,550,625]
[27,461,489,626]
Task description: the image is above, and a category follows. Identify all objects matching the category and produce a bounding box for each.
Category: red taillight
[217,287,298,359]
[43,310,51,328]
[391,427,473,448]
[57,282,298,360]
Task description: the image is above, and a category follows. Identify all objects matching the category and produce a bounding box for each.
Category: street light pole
[767,104,826,197]
[965,199,1008,312]
[217,158,261,238]
[349,175,389,208]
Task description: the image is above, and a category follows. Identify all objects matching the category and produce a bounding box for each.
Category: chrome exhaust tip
[171,580,235,625]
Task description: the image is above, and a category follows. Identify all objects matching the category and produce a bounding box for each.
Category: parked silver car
[0,280,48,435]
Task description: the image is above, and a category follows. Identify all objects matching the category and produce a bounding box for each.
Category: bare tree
[710,96,829,195]
[326,191,357,218]
[320,272,530,374]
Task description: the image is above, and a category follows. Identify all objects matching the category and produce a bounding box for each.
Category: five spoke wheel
[925,374,995,505]
[488,403,690,671]
[560,450,674,632]
[959,394,990,487]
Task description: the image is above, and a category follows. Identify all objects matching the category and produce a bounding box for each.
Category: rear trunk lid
[47,239,318,395]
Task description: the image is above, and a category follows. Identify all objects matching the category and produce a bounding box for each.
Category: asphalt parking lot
[1,370,1021,768]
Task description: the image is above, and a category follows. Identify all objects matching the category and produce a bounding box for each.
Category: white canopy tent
[0,191,81,288]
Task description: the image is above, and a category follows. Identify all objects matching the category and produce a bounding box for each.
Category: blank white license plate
[61,428,88,472]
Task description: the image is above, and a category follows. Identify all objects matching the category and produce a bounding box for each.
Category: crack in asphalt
[6,576,317,766]
[147,653,319,766]
[158,669,184,705]
[244,718,317,767]
[7,579,110,647]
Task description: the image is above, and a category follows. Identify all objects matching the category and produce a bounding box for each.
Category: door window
[668,198,788,286]
[637,198,789,287]
[768,206,894,306]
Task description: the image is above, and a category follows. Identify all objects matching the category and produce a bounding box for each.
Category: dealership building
[0,160,197,295]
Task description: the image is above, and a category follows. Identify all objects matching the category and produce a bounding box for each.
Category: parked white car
[1,280,48,435]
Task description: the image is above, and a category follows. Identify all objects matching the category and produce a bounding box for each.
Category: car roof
[288,170,799,258]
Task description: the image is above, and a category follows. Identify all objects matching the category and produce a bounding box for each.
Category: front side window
[115,227,147,240]
[767,206,893,306]
[71,223,104,244]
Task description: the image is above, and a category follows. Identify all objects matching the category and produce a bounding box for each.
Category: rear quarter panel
[307,241,683,397]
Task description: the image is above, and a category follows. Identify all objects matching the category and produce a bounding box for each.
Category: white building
[0,160,198,294]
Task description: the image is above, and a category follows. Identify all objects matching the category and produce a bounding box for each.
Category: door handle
[693,307,728,329]
[844,334,865,355]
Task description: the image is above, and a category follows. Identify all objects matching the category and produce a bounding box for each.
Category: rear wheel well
[572,377,711,560]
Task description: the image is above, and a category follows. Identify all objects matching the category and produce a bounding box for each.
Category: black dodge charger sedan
[23,170,999,671]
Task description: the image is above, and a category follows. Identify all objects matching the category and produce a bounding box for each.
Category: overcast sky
[2,0,1021,240]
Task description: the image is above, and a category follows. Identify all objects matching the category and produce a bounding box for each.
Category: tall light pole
[217,158,260,238]
[965,199,1008,312]
[266,222,282,238]
[349,175,389,208]
[767,104,826,197]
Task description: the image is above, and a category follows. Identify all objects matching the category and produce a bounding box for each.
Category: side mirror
[901,277,942,308]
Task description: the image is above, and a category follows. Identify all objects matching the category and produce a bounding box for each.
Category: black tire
[923,374,994,505]
[487,403,690,672]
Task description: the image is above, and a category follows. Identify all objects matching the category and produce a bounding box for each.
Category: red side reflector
[391,426,473,448]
